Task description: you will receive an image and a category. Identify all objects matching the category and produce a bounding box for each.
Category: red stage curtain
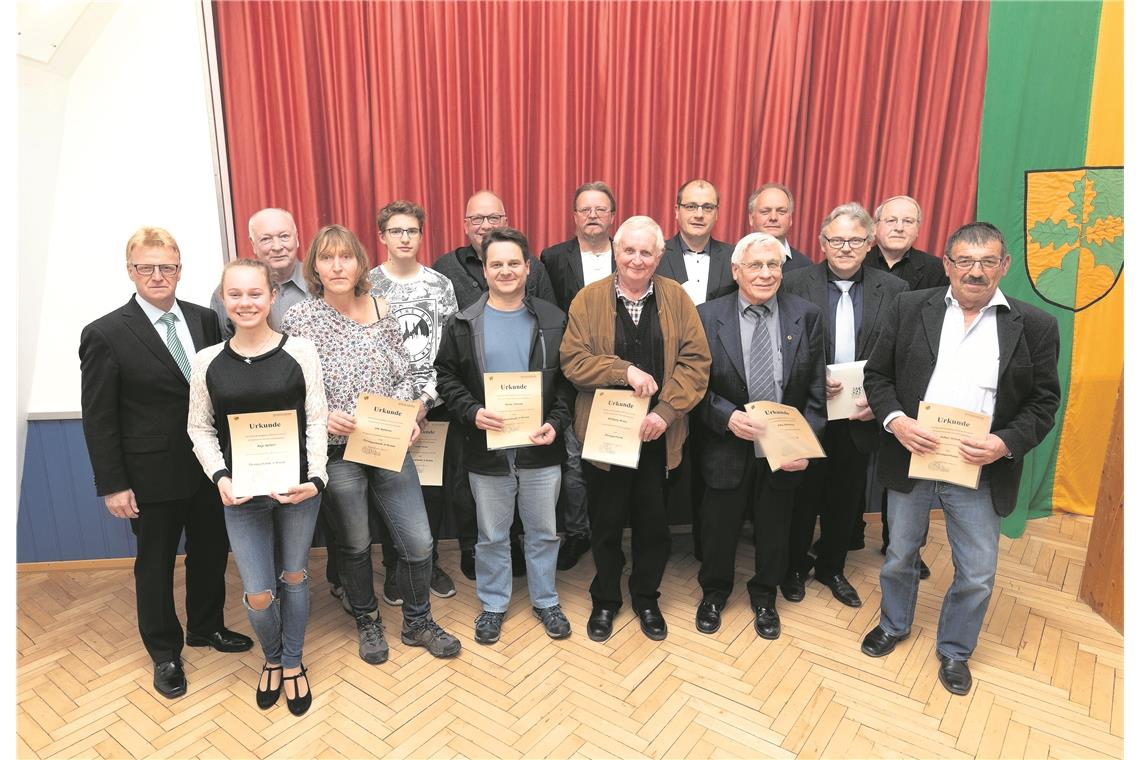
[213,1,988,265]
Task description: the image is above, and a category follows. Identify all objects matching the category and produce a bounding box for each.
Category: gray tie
[747,305,777,402]
[158,312,192,380]
[834,280,855,364]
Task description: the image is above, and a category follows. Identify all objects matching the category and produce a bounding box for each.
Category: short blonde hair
[125,226,180,262]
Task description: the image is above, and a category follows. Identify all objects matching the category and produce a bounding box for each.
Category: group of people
[79,179,1060,716]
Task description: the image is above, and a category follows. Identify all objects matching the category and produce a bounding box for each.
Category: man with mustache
[860,222,1059,697]
[540,181,619,571]
[746,183,812,272]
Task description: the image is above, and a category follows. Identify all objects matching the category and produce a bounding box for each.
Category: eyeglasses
[738,261,782,272]
[877,217,918,227]
[129,263,181,277]
[384,227,422,238]
[255,232,294,247]
[945,255,1003,270]
[575,206,613,217]
[823,236,871,250]
[678,203,719,213]
[756,207,790,217]
[465,214,505,226]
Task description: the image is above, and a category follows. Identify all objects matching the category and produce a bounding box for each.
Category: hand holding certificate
[907,401,992,489]
[582,389,650,468]
[228,410,300,498]
[826,360,868,420]
[744,401,826,472]
[344,393,420,472]
[482,372,544,450]
[410,420,449,486]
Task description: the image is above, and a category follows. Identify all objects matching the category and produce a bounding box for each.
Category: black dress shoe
[460,548,476,581]
[938,655,972,695]
[780,571,807,603]
[556,534,591,571]
[256,663,282,710]
[587,607,615,642]
[153,659,187,699]
[919,558,931,580]
[818,573,862,607]
[694,600,722,634]
[753,607,781,640]
[637,607,668,641]
[186,627,254,653]
[860,625,909,657]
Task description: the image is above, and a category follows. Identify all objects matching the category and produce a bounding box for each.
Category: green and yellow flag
[976,1,1123,537]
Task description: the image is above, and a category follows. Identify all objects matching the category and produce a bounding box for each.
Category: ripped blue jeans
[223,494,320,669]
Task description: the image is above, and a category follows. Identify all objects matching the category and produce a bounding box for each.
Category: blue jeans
[878,478,1000,661]
[561,427,590,537]
[468,461,561,612]
[223,494,321,669]
[324,448,433,625]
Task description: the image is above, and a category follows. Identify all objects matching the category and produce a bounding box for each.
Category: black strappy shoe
[256,663,283,710]
[282,665,312,716]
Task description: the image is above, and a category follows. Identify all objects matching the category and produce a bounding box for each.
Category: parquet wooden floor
[17,513,1122,759]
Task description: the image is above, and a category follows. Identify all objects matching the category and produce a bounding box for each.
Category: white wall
[20,0,227,421]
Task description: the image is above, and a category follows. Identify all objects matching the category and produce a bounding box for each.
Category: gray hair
[746,183,795,215]
[572,181,616,212]
[613,215,665,254]
[944,222,1008,260]
[248,207,296,239]
[731,232,784,265]
[818,202,874,242]
[873,195,923,224]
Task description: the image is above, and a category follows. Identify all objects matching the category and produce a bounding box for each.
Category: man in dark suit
[539,181,617,570]
[693,233,825,640]
[780,203,908,608]
[79,227,251,699]
[862,194,950,564]
[860,222,1060,697]
[657,178,736,559]
[746,183,812,272]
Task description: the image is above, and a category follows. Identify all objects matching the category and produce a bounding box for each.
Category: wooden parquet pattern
[17,513,1122,759]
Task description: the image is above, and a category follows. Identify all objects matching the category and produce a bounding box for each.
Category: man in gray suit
[860,222,1060,696]
[780,203,907,609]
[693,233,826,640]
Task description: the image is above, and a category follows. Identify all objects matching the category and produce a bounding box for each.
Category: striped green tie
[158,312,192,380]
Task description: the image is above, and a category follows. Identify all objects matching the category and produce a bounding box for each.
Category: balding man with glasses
[779,203,907,610]
[866,195,949,291]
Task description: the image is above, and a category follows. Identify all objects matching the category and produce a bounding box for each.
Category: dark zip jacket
[434,293,574,474]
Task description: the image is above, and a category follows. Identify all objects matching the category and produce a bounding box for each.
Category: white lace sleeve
[186,344,228,481]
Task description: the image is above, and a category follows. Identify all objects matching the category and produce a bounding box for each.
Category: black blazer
[694,290,826,490]
[657,234,737,301]
[784,245,813,272]
[866,246,950,291]
[781,262,909,453]
[539,237,614,312]
[79,297,223,503]
[863,288,1061,516]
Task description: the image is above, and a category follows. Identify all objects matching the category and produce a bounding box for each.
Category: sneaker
[354,611,389,664]
[329,584,353,615]
[382,573,403,606]
[430,565,457,598]
[473,611,505,644]
[401,618,461,657]
[533,605,571,639]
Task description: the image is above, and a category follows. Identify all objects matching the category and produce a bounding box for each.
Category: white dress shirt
[681,246,711,305]
[135,294,196,362]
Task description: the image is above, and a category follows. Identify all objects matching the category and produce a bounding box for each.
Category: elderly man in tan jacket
[560,215,711,643]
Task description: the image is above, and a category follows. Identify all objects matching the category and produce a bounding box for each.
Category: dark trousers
[130,478,230,664]
[698,455,795,609]
[788,420,867,578]
[679,436,706,555]
[584,438,669,612]
[440,409,479,552]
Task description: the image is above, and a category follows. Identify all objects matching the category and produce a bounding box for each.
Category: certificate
[745,401,826,472]
[826,360,868,421]
[344,393,420,472]
[410,420,449,486]
[581,389,650,468]
[227,409,299,498]
[483,372,543,450]
[908,401,992,489]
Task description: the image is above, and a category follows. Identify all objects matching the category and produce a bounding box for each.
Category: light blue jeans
[878,478,1001,661]
[469,462,561,613]
[223,494,321,669]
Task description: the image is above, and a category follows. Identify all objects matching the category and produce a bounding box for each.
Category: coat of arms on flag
[1024,167,1123,312]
